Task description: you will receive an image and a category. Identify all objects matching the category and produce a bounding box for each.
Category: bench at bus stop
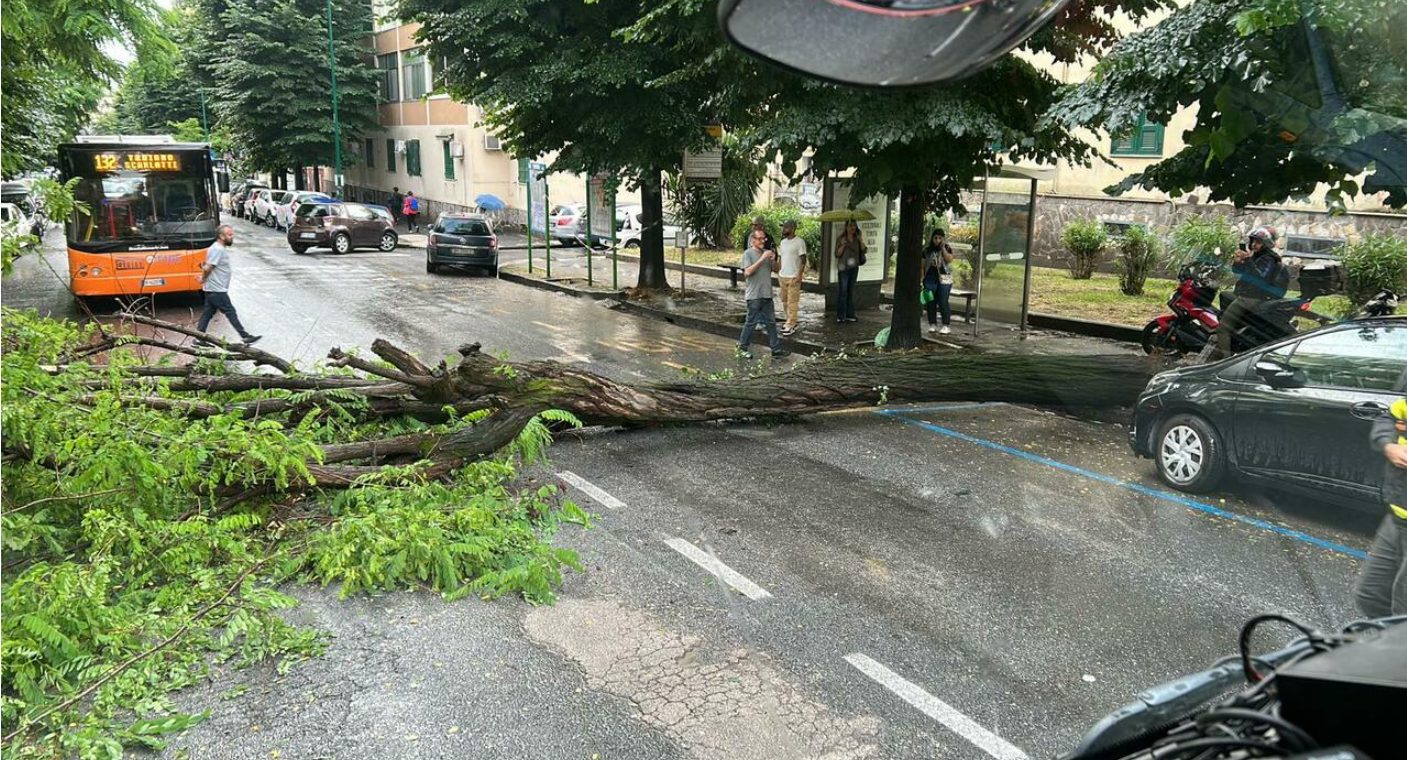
[717,263,976,320]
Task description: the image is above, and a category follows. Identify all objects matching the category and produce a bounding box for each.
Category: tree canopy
[1056,0,1407,210]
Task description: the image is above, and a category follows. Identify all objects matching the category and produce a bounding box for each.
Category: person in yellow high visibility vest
[1354,397,1407,618]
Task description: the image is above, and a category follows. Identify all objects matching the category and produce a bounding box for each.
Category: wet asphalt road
[3,220,1382,760]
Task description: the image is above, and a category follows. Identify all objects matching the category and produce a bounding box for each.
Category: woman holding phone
[922,229,956,333]
[833,219,865,323]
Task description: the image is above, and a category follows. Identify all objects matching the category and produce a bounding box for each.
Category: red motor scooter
[1141,263,1222,356]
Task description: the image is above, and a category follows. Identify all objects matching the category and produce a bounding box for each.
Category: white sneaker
[928,324,937,333]
[939,325,951,335]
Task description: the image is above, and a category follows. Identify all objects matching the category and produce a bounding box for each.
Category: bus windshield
[61,146,218,252]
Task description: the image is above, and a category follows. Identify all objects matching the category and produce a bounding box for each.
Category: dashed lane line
[557,471,626,510]
[663,538,773,601]
[844,653,1029,760]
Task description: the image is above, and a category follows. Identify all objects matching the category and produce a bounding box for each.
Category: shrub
[1339,233,1407,306]
[1114,226,1163,296]
[731,203,822,270]
[1169,215,1239,269]
[1061,220,1108,279]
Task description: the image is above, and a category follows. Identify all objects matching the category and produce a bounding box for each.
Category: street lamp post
[325,0,343,197]
[200,89,210,142]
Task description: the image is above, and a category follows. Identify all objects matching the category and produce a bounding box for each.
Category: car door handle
[1350,401,1391,421]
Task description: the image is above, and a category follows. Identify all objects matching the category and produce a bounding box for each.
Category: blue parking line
[876,409,1369,560]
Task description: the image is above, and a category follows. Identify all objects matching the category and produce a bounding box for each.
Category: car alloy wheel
[1159,424,1204,485]
[379,232,397,252]
[333,233,350,254]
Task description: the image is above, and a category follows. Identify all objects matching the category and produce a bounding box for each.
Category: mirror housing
[1254,360,1305,388]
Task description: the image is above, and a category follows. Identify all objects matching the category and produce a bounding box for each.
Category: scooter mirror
[717,0,1071,88]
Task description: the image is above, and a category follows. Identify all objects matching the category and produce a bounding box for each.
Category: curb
[1027,312,1143,343]
[608,299,828,355]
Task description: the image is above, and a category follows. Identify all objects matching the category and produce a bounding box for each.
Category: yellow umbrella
[815,208,876,223]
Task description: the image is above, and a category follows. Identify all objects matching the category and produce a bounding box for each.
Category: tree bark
[888,185,927,350]
[634,169,672,292]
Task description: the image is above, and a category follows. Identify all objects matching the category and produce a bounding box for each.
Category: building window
[363,138,374,169]
[386,139,397,172]
[1111,114,1165,157]
[406,139,422,177]
[517,157,529,184]
[402,50,428,100]
[442,140,456,180]
[376,53,399,102]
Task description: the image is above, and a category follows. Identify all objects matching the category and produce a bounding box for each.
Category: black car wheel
[378,231,397,252]
[426,258,439,274]
[290,244,309,255]
[624,240,640,249]
[332,233,351,254]
[1155,413,1225,493]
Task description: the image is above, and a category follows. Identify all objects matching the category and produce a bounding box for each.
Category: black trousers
[196,291,250,338]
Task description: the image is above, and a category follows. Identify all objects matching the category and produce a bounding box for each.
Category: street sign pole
[584,178,593,287]
[325,0,343,197]
[200,90,210,142]
[544,175,551,279]
[526,176,534,274]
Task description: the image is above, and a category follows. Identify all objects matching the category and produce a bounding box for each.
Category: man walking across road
[736,229,787,359]
[196,224,261,345]
[777,219,807,335]
[1354,397,1407,618]
[402,191,421,233]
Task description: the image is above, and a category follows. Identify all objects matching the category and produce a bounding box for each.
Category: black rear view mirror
[718,0,1069,88]
[1254,360,1305,388]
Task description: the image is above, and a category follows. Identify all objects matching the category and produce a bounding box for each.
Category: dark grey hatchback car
[425,213,498,275]
[1129,315,1407,509]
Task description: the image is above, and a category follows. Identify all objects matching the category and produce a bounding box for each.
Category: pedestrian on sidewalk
[778,219,807,335]
[389,187,404,225]
[737,230,787,358]
[751,215,777,253]
[833,219,865,323]
[922,229,956,334]
[1354,396,1407,618]
[402,191,421,233]
[196,224,261,345]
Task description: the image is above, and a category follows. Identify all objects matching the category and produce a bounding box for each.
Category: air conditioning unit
[449,141,465,158]
[394,140,407,155]
[484,135,503,151]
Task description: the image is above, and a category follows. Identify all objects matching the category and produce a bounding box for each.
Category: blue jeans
[836,267,859,320]
[196,291,251,338]
[738,298,781,353]
[924,271,953,326]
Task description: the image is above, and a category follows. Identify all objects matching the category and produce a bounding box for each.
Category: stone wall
[960,192,1407,276]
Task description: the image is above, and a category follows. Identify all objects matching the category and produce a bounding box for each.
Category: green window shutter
[442,140,455,180]
[386,139,396,172]
[517,157,529,184]
[407,140,421,176]
[1111,114,1165,156]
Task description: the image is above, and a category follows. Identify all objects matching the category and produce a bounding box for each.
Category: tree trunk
[888,185,926,350]
[294,166,306,191]
[635,170,672,292]
[69,316,1162,494]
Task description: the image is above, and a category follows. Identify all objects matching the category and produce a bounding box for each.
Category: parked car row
[570,204,683,249]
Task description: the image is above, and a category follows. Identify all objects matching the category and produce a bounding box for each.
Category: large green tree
[211,0,379,187]
[744,0,1173,349]
[106,6,209,137]
[401,0,766,291]
[1056,0,1407,211]
[1,0,168,173]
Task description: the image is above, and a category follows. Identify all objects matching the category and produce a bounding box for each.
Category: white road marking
[844,653,1028,760]
[557,471,625,509]
[663,538,773,601]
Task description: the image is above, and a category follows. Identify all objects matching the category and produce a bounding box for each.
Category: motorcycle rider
[1209,226,1288,360]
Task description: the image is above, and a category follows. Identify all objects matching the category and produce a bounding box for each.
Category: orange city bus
[58,137,220,298]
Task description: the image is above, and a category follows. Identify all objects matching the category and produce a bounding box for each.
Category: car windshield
[438,218,490,235]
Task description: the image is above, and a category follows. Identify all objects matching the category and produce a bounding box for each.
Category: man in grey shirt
[196,224,261,344]
[736,229,787,358]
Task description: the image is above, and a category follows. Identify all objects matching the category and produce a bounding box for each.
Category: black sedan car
[1129,315,1406,509]
[425,213,498,275]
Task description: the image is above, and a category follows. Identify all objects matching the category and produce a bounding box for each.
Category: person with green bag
[921,229,956,334]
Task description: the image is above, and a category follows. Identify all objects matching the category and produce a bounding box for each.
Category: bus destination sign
[93,152,183,173]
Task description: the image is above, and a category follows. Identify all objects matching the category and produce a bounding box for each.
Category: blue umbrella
[474,193,507,212]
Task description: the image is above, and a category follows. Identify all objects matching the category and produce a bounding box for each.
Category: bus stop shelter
[969,165,1055,336]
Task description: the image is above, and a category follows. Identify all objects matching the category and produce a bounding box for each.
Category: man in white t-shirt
[776,219,807,335]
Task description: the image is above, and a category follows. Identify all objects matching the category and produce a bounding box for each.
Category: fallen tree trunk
[68,316,1161,491]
